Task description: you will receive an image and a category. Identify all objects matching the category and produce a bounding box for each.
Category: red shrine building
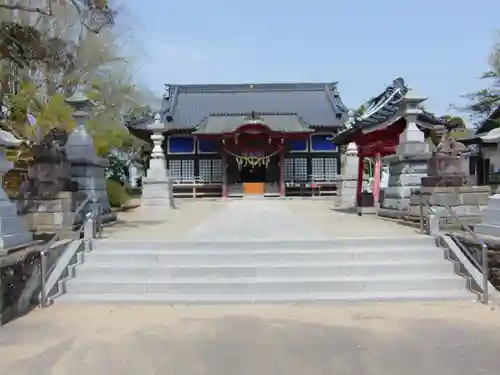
[331,78,447,213]
[126,82,348,198]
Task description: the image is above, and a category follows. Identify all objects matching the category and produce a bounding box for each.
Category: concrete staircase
[56,237,474,303]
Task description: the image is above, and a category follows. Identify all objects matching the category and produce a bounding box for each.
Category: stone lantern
[141,113,175,210]
[65,92,116,223]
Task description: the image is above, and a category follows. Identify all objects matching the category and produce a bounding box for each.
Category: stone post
[339,142,359,207]
[141,113,175,209]
[0,130,33,252]
[379,90,431,219]
[65,92,116,223]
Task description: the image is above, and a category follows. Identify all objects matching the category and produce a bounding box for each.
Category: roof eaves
[418,110,447,126]
[350,78,408,130]
[475,105,500,135]
[323,83,348,121]
[330,126,360,145]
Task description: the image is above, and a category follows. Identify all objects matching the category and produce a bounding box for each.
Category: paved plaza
[2,199,500,374]
[102,198,422,241]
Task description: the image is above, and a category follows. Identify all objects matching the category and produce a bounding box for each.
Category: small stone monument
[0,130,33,251]
[409,123,490,227]
[141,113,175,210]
[339,142,359,207]
[65,92,116,223]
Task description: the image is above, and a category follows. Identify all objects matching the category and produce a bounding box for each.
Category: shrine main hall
[126,82,347,198]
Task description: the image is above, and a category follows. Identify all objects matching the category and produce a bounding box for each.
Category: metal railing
[419,192,489,304]
[39,196,102,308]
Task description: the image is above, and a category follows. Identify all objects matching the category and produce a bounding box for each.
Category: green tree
[459,32,500,127]
[353,104,366,117]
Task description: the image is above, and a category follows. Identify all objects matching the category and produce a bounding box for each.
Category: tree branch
[0,2,53,16]
[0,1,112,34]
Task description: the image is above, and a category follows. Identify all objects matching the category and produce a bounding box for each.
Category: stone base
[70,162,115,223]
[475,194,500,238]
[22,192,73,232]
[421,175,473,187]
[408,186,490,229]
[339,178,357,207]
[377,207,407,219]
[357,206,377,216]
[141,181,175,209]
[378,155,428,218]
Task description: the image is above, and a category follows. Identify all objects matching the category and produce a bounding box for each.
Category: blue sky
[124,0,499,117]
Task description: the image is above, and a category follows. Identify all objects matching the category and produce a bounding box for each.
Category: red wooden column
[279,147,286,196]
[356,154,364,206]
[372,153,381,204]
[222,151,228,198]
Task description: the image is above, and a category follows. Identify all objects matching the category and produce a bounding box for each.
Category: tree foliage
[440,115,466,129]
[353,104,366,117]
[0,0,150,157]
[460,32,500,126]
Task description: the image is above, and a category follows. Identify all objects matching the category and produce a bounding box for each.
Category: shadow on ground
[330,206,359,215]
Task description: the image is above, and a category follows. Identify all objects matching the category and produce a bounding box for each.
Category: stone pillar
[379,90,431,219]
[0,131,33,252]
[339,142,359,207]
[141,114,175,209]
[65,93,116,223]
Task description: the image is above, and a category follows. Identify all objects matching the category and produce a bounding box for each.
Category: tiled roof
[331,78,408,145]
[158,82,348,130]
[475,106,500,135]
[351,78,408,129]
[192,112,312,135]
[331,78,446,145]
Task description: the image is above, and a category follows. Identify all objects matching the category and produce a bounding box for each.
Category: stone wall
[409,186,490,229]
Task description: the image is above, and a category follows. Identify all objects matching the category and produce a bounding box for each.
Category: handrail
[419,191,489,304]
[38,194,99,308]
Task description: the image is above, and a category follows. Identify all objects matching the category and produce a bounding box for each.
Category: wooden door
[243,182,265,195]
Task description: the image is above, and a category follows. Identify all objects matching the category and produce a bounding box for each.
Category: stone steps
[73,261,454,279]
[58,290,473,303]
[82,248,445,264]
[56,237,474,303]
[62,275,467,295]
